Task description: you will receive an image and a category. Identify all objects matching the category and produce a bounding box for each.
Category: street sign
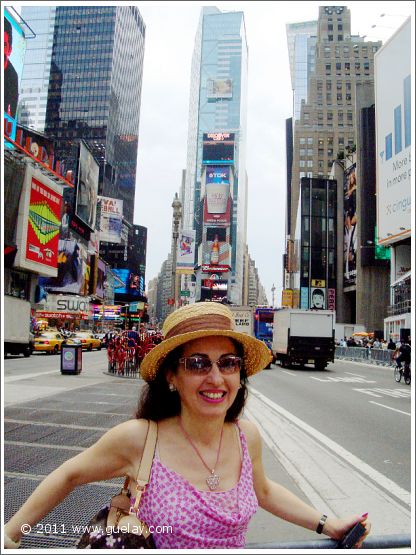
[181,290,190,297]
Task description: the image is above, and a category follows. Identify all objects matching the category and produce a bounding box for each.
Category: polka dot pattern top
[132,422,259,549]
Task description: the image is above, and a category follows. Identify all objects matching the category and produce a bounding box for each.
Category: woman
[4,302,370,549]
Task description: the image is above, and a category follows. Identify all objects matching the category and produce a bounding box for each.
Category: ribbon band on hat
[164,315,232,340]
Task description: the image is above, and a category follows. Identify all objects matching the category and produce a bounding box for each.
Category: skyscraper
[19,6,56,132]
[44,6,145,225]
[183,7,248,304]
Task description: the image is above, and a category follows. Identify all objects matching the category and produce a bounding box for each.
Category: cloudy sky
[133,1,412,305]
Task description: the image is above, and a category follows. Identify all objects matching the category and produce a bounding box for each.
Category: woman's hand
[325,513,370,548]
[4,529,21,549]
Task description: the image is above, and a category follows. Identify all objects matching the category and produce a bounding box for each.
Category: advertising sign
[205,166,230,184]
[201,279,228,302]
[300,287,309,309]
[38,239,87,294]
[97,196,123,244]
[202,133,235,165]
[282,289,293,308]
[177,229,196,268]
[112,268,145,297]
[207,78,233,99]
[14,166,63,277]
[75,141,99,231]
[95,258,107,299]
[310,287,326,309]
[375,18,411,244]
[327,288,336,311]
[4,9,26,147]
[343,164,357,288]
[203,196,231,225]
[43,294,90,314]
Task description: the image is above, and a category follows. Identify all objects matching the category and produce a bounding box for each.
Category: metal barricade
[335,346,395,367]
[246,533,411,550]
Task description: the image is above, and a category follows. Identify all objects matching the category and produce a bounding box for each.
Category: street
[4,352,411,547]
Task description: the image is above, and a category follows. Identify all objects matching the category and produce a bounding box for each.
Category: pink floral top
[132,422,259,549]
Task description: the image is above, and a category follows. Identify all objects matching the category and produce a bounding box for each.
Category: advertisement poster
[177,230,196,268]
[282,289,293,308]
[206,78,233,99]
[375,18,411,243]
[112,268,145,297]
[25,176,62,269]
[39,239,87,294]
[95,258,107,299]
[310,287,326,309]
[300,287,309,309]
[202,132,235,165]
[97,196,123,243]
[4,9,26,147]
[327,288,336,311]
[203,227,230,267]
[203,196,231,225]
[343,164,357,287]
[75,141,99,231]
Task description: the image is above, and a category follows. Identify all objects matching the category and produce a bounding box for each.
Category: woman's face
[167,336,241,419]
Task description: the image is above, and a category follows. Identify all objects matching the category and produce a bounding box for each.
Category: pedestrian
[3,303,371,549]
[387,338,396,350]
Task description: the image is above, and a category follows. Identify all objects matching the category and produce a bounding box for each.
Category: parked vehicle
[67,332,102,351]
[33,331,65,354]
[4,296,32,357]
[272,309,335,370]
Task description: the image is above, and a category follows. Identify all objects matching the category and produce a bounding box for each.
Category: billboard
[310,287,326,309]
[95,258,107,299]
[375,18,411,244]
[177,229,196,268]
[203,196,231,226]
[14,166,63,277]
[343,164,357,287]
[75,141,99,231]
[282,289,293,308]
[201,279,228,302]
[112,268,145,298]
[4,9,26,147]
[97,196,123,244]
[202,133,235,165]
[207,78,233,99]
[38,239,88,294]
[203,227,230,267]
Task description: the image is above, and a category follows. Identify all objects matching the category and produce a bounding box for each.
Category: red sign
[203,196,231,226]
[25,177,62,269]
[327,288,336,311]
[201,264,230,273]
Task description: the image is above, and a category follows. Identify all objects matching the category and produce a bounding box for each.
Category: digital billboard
[97,196,123,243]
[4,9,26,147]
[343,164,357,287]
[203,227,230,267]
[75,141,99,231]
[375,18,411,244]
[201,279,228,302]
[207,78,233,99]
[113,268,145,298]
[203,196,231,226]
[202,133,235,165]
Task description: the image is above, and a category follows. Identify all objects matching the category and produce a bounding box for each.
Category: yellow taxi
[33,331,65,354]
[67,332,102,351]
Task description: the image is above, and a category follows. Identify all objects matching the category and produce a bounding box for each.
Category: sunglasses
[178,355,242,375]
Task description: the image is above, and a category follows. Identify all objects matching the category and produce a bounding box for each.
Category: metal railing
[247,533,411,549]
[387,299,411,316]
[335,346,395,367]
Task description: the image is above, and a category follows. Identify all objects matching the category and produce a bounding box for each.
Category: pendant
[206,470,220,491]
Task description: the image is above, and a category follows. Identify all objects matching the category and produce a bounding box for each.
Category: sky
[10,1,414,306]
[132,1,413,305]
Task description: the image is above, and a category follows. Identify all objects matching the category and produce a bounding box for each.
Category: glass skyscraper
[44,6,145,224]
[183,7,248,304]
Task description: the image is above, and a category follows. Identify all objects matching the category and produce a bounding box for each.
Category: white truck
[229,306,254,336]
[4,296,33,358]
[272,309,335,370]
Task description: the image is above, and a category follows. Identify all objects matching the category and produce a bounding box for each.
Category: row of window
[324,61,370,72]
[299,136,354,147]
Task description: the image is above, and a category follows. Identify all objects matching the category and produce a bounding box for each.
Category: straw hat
[140,302,271,382]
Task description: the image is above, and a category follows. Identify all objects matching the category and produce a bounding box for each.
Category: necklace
[179,418,224,491]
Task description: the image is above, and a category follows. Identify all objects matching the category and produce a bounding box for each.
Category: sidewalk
[4,352,320,548]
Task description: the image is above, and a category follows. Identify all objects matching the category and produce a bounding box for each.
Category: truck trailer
[272,309,335,370]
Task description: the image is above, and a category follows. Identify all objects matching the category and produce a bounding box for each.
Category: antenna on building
[271,283,276,308]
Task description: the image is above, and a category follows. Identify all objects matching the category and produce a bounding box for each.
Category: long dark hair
[135,341,248,422]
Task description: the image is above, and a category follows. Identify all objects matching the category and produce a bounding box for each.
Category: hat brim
[140,329,271,382]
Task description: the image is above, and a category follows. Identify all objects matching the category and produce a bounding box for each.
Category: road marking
[248,387,411,508]
[4,369,59,383]
[354,388,411,399]
[344,372,366,377]
[310,376,376,383]
[281,370,297,376]
[369,401,411,416]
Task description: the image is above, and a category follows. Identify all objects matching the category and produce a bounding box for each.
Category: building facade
[182,7,249,304]
[44,5,145,225]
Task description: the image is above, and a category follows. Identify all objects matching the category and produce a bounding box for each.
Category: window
[345,62,350,72]
[327,112,333,120]
[328,35,333,42]
[324,47,331,58]
[326,93,332,103]
[328,23,333,31]
[300,148,306,156]
[326,81,332,91]
[337,93,343,102]
[304,113,310,121]
[307,160,313,168]
[300,137,306,145]
[300,160,306,167]
[325,64,331,73]
[355,62,361,71]
[338,35,343,41]
[338,24,343,31]
[336,62,341,72]
[307,137,313,144]
[336,81,342,90]
[307,149,314,156]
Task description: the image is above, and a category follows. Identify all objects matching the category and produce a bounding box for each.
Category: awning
[391,271,411,287]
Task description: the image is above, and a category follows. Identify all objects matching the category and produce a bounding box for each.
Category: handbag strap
[131,419,158,514]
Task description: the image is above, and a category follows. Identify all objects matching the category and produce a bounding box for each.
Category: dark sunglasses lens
[187,356,211,373]
[217,356,241,372]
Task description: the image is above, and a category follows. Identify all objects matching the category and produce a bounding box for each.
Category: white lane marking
[310,376,376,383]
[249,387,411,507]
[4,369,59,383]
[369,401,411,416]
[345,372,366,377]
[281,370,297,376]
[354,388,411,399]
[353,389,383,398]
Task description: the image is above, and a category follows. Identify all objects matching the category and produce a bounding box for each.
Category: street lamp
[171,192,182,311]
